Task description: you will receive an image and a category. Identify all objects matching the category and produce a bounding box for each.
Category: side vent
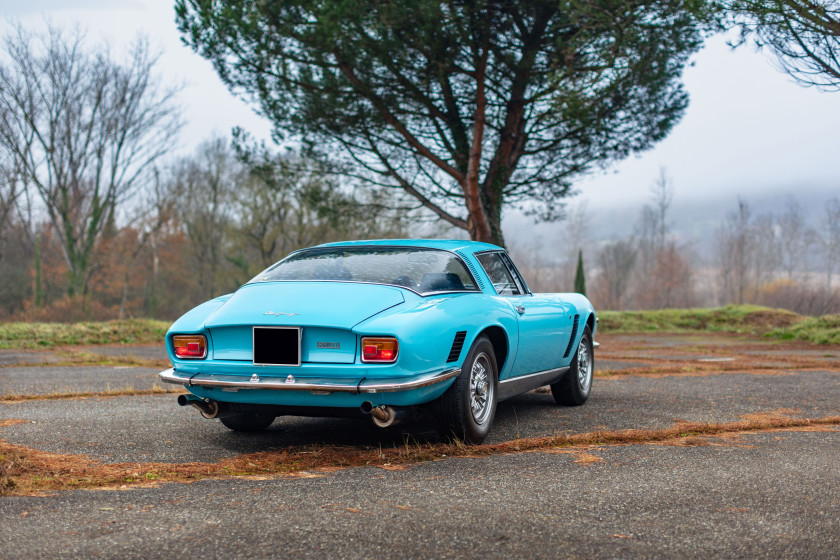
[447,331,467,363]
[455,250,484,290]
[563,315,580,359]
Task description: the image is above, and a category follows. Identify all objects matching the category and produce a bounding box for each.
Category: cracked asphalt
[1,334,839,559]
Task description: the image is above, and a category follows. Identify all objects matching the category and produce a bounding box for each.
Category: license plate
[253,326,301,366]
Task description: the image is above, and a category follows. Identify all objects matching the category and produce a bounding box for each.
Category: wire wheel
[550,325,593,406]
[434,335,498,444]
[469,352,494,426]
[576,339,592,394]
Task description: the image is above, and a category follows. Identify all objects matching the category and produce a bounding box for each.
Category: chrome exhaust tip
[360,402,399,428]
[177,394,220,419]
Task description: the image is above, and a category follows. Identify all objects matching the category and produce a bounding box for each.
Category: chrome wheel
[469,352,494,425]
[434,336,498,444]
[550,325,593,406]
[577,339,592,394]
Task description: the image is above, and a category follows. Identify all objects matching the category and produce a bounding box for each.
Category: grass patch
[0,319,170,349]
[598,305,802,335]
[767,314,840,345]
[0,306,836,349]
[598,305,840,345]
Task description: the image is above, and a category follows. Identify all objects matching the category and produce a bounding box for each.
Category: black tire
[219,413,276,432]
[434,335,498,444]
[551,325,593,406]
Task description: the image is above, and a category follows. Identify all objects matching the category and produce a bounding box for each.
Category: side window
[499,252,530,295]
[476,253,521,296]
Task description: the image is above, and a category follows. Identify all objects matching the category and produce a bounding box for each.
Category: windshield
[250,247,480,295]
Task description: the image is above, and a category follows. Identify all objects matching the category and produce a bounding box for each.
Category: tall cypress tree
[574,250,586,296]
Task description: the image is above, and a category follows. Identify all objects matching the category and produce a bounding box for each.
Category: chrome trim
[159,367,460,394]
[498,366,570,385]
[497,366,570,401]
[473,249,532,295]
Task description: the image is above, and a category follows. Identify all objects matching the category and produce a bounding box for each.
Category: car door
[476,251,573,377]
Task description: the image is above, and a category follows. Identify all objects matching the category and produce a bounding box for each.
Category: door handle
[515,305,525,315]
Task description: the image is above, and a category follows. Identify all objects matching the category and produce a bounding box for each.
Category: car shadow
[203,389,563,453]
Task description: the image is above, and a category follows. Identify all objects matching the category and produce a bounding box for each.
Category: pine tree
[176,0,708,246]
[574,250,587,296]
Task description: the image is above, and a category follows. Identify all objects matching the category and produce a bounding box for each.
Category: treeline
[0,24,423,322]
[0,137,418,322]
[513,171,840,316]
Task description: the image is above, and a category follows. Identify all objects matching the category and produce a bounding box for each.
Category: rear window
[250,247,479,295]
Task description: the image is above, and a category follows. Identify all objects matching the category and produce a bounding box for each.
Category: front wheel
[434,335,498,444]
[551,325,593,406]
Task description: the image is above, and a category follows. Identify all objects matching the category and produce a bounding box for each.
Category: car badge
[285,375,295,384]
[263,311,299,317]
[316,342,341,349]
[250,374,260,383]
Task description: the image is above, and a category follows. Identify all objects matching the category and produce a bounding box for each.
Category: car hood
[201,281,406,330]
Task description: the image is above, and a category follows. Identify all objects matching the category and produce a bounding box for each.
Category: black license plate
[253,327,301,366]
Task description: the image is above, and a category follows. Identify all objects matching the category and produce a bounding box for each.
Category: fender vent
[455,250,484,290]
[447,331,467,363]
[563,315,580,359]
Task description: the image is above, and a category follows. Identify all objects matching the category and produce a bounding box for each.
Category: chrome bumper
[158,367,461,394]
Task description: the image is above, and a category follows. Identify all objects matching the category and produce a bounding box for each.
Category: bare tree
[653,242,696,308]
[716,198,753,304]
[651,168,675,251]
[595,240,638,310]
[778,198,815,279]
[230,142,414,272]
[822,197,840,289]
[0,162,22,254]
[633,168,681,308]
[170,138,237,301]
[747,213,779,294]
[0,23,180,298]
[561,202,589,291]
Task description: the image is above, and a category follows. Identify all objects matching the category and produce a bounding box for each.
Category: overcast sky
[2,0,838,240]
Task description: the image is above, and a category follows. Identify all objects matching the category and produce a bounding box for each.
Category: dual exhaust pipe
[178,394,405,429]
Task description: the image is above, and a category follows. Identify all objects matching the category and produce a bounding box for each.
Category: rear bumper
[158,367,461,395]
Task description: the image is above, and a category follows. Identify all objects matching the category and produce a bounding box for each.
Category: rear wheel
[435,336,498,444]
[551,325,593,406]
[220,413,276,432]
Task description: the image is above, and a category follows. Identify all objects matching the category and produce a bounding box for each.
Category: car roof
[313,239,503,254]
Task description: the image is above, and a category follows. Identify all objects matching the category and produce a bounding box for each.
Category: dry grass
[2,410,838,496]
[594,332,839,379]
[0,385,183,403]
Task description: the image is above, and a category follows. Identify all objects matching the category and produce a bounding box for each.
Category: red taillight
[173,335,207,359]
[361,337,398,363]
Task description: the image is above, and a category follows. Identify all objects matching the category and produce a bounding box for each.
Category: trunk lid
[203,282,405,363]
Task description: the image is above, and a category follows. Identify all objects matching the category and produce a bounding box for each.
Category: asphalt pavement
[1,335,838,558]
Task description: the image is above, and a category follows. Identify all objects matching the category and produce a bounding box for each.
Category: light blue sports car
[160,239,597,443]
